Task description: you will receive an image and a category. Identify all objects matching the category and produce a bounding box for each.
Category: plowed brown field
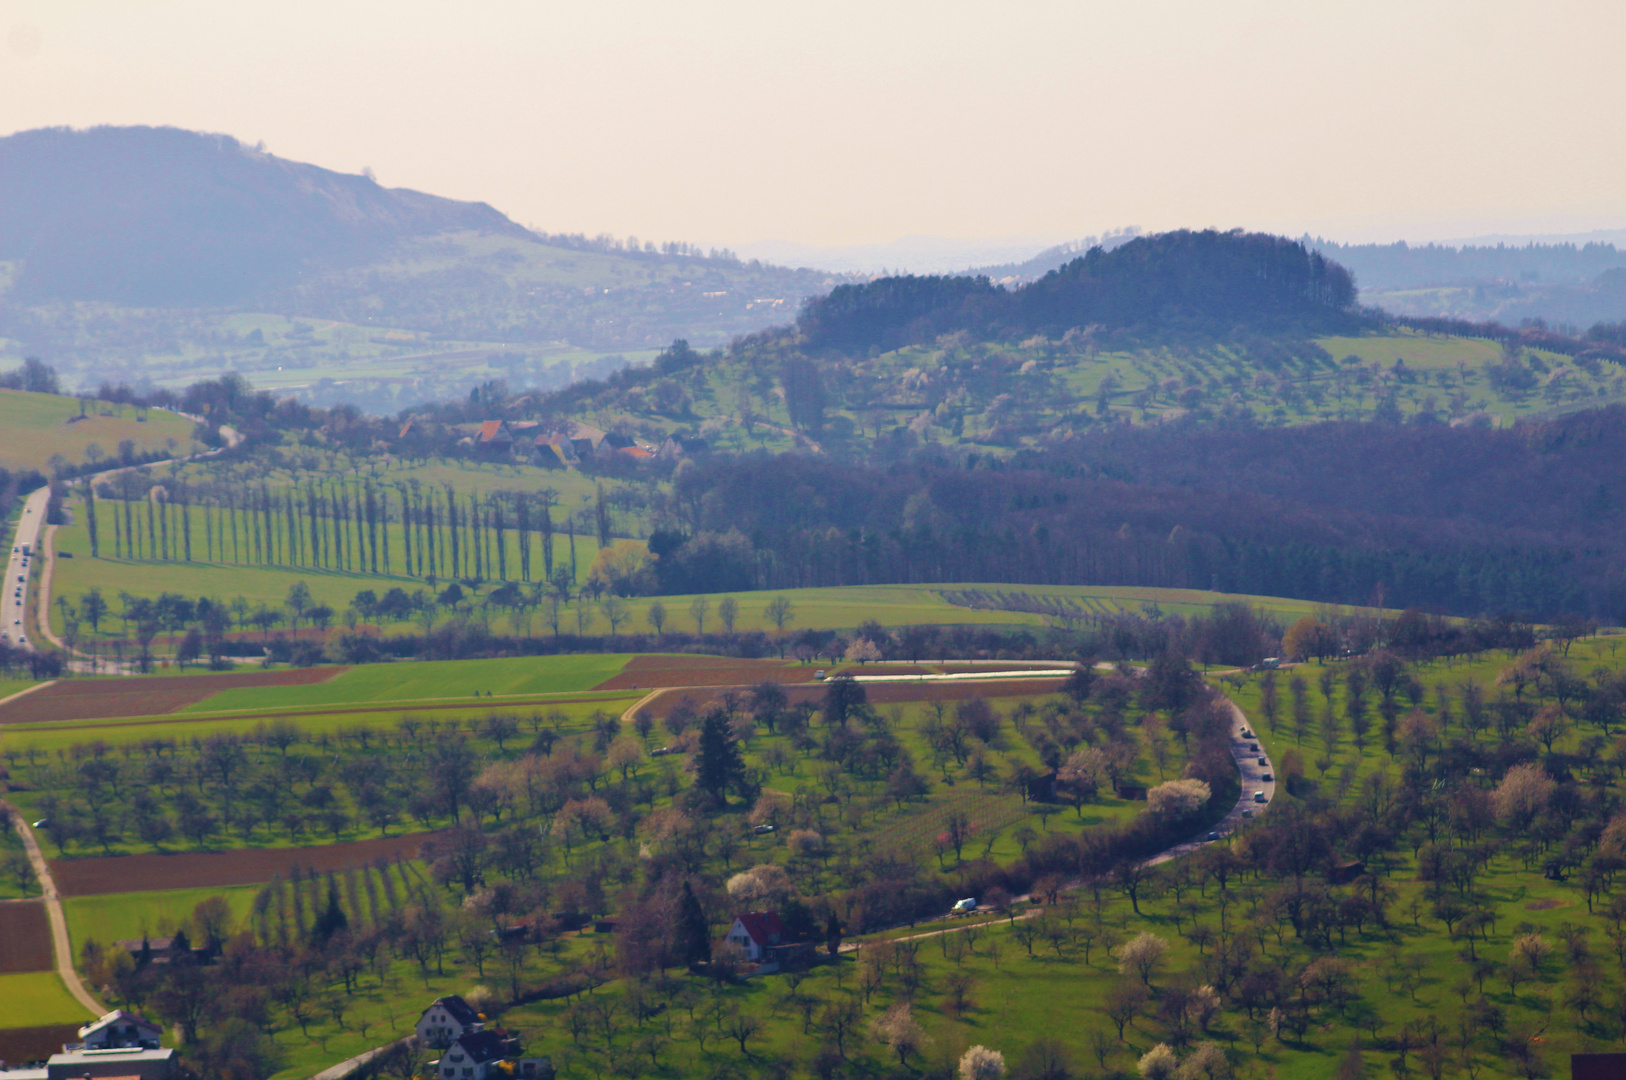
[51,830,446,896]
[0,902,51,972]
[594,655,820,691]
[0,1024,80,1063]
[0,667,347,725]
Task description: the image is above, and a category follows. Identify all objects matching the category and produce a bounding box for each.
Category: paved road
[17,422,241,667]
[1,484,50,651]
[1143,694,1274,865]
[2,798,104,1016]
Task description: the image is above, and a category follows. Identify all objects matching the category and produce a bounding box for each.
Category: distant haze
[1,0,1622,251]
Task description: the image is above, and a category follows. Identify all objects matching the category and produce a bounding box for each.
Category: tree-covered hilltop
[798,230,1366,352]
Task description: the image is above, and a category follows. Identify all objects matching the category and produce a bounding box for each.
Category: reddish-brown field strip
[638,676,1067,718]
[0,667,347,725]
[51,830,448,897]
[0,901,52,972]
[0,1024,81,1063]
[7,693,633,735]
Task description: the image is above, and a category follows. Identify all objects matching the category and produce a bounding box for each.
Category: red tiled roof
[735,911,786,945]
[477,420,509,442]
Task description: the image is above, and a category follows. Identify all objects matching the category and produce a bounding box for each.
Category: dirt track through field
[0,667,347,725]
[51,830,448,897]
[0,901,52,972]
[637,676,1068,718]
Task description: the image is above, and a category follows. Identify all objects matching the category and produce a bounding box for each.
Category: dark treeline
[641,403,1626,619]
[798,231,1364,353]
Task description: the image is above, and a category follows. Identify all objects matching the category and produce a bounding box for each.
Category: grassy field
[0,678,39,703]
[176,654,634,712]
[0,692,643,757]
[47,497,611,643]
[0,972,94,1026]
[0,389,196,472]
[64,883,265,948]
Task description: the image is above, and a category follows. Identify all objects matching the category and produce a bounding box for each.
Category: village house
[475,420,514,453]
[532,430,580,467]
[0,1010,179,1080]
[67,1009,164,1051]
[416,995,484,1049]
[724,911,786,962]
[432,1028,553,1080]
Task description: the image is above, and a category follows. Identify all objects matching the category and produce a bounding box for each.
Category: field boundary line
[1,798,102,1017]
[0,680,54,710]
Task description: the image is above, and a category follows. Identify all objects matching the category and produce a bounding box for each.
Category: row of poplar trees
[78,476,617,584]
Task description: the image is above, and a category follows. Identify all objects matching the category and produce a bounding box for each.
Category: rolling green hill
[0,389,196,472]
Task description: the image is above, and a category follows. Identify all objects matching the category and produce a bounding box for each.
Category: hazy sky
[2,0,1623,250]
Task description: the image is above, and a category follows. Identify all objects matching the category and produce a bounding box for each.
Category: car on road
[1246,743,1258,752]
[1204,831,1220,841]
[752,824,775,835]
[1241,809,1254,818]
[1240,728,1252,738]
[1261,773,1273,782]
[951,897,977,914]
[813,670,827,680]
[1253,791,1267,803]
[1257,756,1268,766]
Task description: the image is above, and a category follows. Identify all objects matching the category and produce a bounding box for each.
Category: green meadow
[176,653,634,713]
[0,972,94,1026]
[0,389,196,473]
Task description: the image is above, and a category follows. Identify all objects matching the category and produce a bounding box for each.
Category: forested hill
[798,230,1367,351]
[659,404,1626,619]
[0,125,532,305]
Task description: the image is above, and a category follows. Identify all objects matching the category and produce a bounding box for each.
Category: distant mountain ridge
[0,125,845,408]
[1308,235,1626,291]
[0,125,534,305]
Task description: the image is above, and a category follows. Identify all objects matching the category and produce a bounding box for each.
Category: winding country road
[2,799,103,1016]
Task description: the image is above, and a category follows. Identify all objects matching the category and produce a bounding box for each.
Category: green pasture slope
[177,653,633,713]
[0,389,196,473]
[0,972,94,1026]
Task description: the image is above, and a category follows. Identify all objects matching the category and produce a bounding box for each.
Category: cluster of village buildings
[401,418,708,468]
